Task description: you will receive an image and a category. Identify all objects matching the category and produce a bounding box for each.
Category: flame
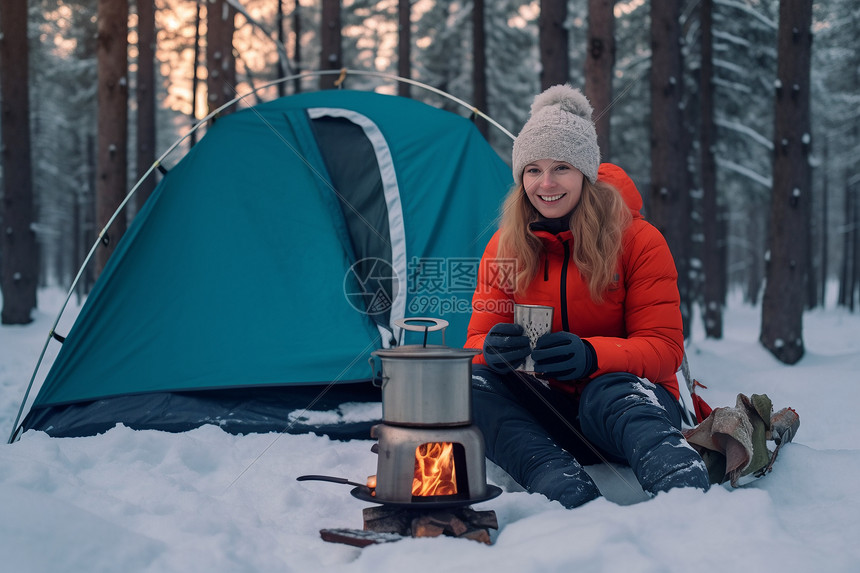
[412,442,458,497]
[366,475,377,496]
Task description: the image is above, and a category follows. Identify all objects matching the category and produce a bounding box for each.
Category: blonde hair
[496,179,632,302]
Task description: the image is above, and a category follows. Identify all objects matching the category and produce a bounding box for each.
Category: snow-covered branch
[713,30,751,48]
[715,118,773,150]
[712,77,752,94]
[713,58,748,76]
[714,0,777,30]
[716,158,772,189]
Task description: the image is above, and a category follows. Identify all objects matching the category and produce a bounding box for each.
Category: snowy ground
[1,287,859,572]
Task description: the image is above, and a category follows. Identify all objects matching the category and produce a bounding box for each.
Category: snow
[2,287,860,572]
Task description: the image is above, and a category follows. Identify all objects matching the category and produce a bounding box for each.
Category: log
[460,528,492,545]
[320,528,402,548]
[460,507,499,530]
[361,506,498,544]
[362,506,411,535]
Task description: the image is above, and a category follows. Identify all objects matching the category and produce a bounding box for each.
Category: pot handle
[369,356,380,387]
[368,356,391,389]
[393,317,449,346]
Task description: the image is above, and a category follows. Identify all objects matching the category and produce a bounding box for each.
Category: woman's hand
[532,331,597,380]
[483,323,531,373]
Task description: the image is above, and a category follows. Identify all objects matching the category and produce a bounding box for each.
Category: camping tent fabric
[19,90,512,438]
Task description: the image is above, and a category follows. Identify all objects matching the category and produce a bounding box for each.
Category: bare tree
[699,0,724,338]
[0,0,38,323]
[206,0,237,115]
[277,0,287,98]
[320,0,342,90]
[95,0,129,275]
[649,0,691,335]
[190,2,202,146]
[398,0,411,98]
[584,0,615,161]
[760,0,813,364]
[539,0,569,89]
[136,0,157,209]
[472,0,488,138]
[293,2,303,94]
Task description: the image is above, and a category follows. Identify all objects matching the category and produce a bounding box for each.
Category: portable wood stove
[300,318,501,545]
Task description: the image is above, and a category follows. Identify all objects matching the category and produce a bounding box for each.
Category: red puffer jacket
[466,163,684,399]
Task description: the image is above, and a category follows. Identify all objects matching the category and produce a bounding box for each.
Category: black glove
[531,331,597,380]
[482,323,531,373]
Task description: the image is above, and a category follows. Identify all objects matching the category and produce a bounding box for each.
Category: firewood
[320,528,402,547]
[411,517,445,538]
[362,506,410,535]
[459,528,492,545]
[362,506,499,544]
[459,507,499,530]
[434,513,468,536]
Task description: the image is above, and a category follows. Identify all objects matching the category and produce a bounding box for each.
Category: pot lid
[372,345,481,359]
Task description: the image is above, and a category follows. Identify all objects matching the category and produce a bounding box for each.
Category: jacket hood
[598,163,643,218]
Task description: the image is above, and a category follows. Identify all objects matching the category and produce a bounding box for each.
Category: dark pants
[471,366,710,508]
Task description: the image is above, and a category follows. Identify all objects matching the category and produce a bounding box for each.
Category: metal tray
[350,484,502,509]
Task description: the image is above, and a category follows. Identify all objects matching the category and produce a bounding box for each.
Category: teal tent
[17,89,512,438]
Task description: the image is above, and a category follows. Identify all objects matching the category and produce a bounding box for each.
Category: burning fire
[412,442,458,497]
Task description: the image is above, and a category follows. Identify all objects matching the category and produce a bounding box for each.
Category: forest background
[0,0,857,366]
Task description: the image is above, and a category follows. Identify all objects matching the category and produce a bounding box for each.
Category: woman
[467,84,709,508]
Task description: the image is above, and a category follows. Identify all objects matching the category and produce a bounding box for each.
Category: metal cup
[513,304,553,372]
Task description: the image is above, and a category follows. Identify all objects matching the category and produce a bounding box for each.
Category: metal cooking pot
[372,318,480,427]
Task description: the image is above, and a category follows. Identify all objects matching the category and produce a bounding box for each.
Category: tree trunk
[472,0,488,138]
[277,0,287,98]
[539,0,569,89]
[700,0,723,338]
[584,0,615,161]
[319,0,342,90]
[848,183,860,312]
[136,0,157,210]
[838,179,852,308]
[206,0,237,115]
[293,2,303,94]
[819,137,828,306]
[190,1,202,147]
[0,0,38,323]
[95,0,129,276]
[760,0,813,364]
[746,208,764,305]
[398,0,411,98]
[649,0,690,336]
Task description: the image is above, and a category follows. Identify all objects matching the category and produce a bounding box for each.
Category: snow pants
[471,366,710,508]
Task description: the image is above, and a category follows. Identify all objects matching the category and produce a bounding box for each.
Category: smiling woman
[465,84,710,509]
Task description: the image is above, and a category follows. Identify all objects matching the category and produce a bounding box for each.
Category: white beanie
[512,84,600,185]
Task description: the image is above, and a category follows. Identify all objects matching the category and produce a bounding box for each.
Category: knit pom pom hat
[512,84,600,185]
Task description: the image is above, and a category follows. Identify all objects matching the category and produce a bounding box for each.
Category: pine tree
[584,0,615,161]
[0,0,38,323]
[650,0,692,336]
[760,0,813,364]
[95,0,129,275]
